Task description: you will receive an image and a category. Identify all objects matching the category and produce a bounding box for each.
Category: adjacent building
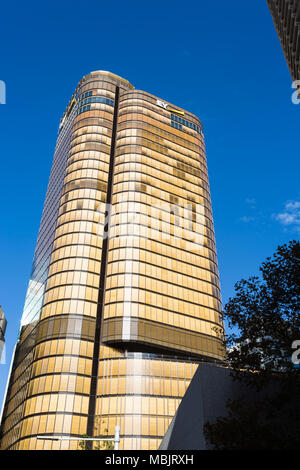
[267,0,300,81]
[0,306,6,363]
[0,71,225,450]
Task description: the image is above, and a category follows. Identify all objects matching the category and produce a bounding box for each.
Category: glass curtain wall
[0,72,225,450]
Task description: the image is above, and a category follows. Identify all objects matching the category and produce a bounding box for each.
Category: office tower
[0,306,6,362]
[267,0,300,81]
[0,71,225,450]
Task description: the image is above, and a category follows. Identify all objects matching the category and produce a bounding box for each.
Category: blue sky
[0,0,299,405]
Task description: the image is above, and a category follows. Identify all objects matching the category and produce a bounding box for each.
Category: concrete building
[267,0,300,81]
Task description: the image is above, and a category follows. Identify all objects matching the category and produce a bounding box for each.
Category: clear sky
[0,0,299,407]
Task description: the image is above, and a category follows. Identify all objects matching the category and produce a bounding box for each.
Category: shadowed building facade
[0,71,225,450]
[267,0,300,81]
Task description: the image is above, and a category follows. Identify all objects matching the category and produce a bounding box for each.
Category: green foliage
[97,436,114,451]
[204,392,300,450]
[93,427,114,450]
[204,240,300,449]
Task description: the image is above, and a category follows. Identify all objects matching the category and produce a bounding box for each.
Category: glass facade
[0,71,225,450]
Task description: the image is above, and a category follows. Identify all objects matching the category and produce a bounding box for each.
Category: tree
[204,240,300,449]
[78,419,114,450]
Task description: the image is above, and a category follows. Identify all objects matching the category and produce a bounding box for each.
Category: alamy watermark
[291,340,300,367]
[291,80,300,105]
[0,80,6,104]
